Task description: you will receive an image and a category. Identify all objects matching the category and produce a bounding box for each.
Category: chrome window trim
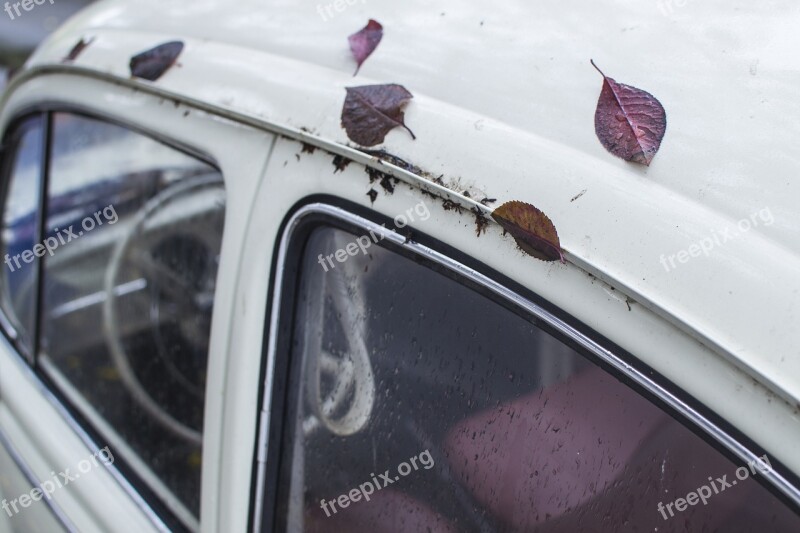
[252,202,800,531]
[0,423,77,532]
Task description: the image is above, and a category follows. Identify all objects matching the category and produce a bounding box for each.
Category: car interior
[270,225,800,533]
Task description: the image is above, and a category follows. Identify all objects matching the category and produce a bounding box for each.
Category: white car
[0,1,799,532]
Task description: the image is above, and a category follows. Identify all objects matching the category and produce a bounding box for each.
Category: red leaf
[63,37,94,62]
[591,60,666,166]
[341,84,416,147]
[349,19,383,76]
[130,41,184,81]
[492,201,565,263]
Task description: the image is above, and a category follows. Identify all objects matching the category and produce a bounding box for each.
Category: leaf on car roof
[63,37,94,62]
[349,19,383,76]
[591,60,666,166]
[341,84,416,146]
[492,201,565,263]
[129,41,184,81]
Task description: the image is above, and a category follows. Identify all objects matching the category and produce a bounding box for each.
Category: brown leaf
[130,41,184,81]
[341,84,416,147]
[63,37,94,62]
[492,201,565,263]
[349,19,383,76]
[591,60,666,166]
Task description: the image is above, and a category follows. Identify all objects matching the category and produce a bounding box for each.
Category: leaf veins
[492,201,565,263]
[341,84,416,147]
[591,60,666,166]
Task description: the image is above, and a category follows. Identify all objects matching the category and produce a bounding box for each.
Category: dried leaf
[341,84,416,147]
[63,37,94,62]
[349,19,383,76]
[492,201,564,263]
[130,41,184,81]
[591,60,666,166]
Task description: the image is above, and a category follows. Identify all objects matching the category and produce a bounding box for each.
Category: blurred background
[0,0,95,90]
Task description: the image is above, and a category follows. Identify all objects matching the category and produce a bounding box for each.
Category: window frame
[0,112,48,363]
[0,106,225,533]
[251,199,800,532]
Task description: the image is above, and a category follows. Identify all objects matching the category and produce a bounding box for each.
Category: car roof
[15,0,800,404]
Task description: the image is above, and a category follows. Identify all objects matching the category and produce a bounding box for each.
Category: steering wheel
[103,174,224,446]
[302,231,376,437]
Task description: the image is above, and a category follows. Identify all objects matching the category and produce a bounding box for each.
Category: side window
[0,115,45,358]
[266,224,800,532]
[38,113,225,521]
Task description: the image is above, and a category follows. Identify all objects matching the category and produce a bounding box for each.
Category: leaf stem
[590,59,606,78]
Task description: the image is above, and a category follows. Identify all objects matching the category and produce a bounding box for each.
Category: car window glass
[39,113,225,520]
[270,225,800,532]
[0,115,45,357]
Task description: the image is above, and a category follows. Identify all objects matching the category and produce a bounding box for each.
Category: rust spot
[366,189,378,204]
[570,189,587,202]
[359,149,498,210]
[441,199,464,214]
[365,166,395,194]
[472,206,489,237]
[363,149,426,177]
[365,166,381,183]
[295,154,300,162]
[379,175,398,195]
[332,154,352,173]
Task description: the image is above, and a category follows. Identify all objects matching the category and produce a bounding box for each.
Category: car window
[38,112,225,521]
[0,115,45,358]
[266,224,800,532]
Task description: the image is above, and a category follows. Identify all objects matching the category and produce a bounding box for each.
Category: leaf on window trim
[492,201,565,263]
[591,60,667,166]
[349,19,383,76]
[129,41,184,81]
[63,37,94,63]
[341,84,416,147]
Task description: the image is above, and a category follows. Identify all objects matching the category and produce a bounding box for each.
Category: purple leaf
[591,60,667,166]
[492,201,565,263]
[130,41,184,81]
[63,37,94,62]
[341,84,416,147]
[349,19,383,76]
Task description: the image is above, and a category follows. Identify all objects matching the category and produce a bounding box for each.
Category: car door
[0,72,274,532]
[250,200,800,532]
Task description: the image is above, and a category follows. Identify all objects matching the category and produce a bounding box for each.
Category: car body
[0,0,799,532]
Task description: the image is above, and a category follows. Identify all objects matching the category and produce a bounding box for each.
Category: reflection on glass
[40,113,225,519]
[274,226,800,533]
[0,115,44,356]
